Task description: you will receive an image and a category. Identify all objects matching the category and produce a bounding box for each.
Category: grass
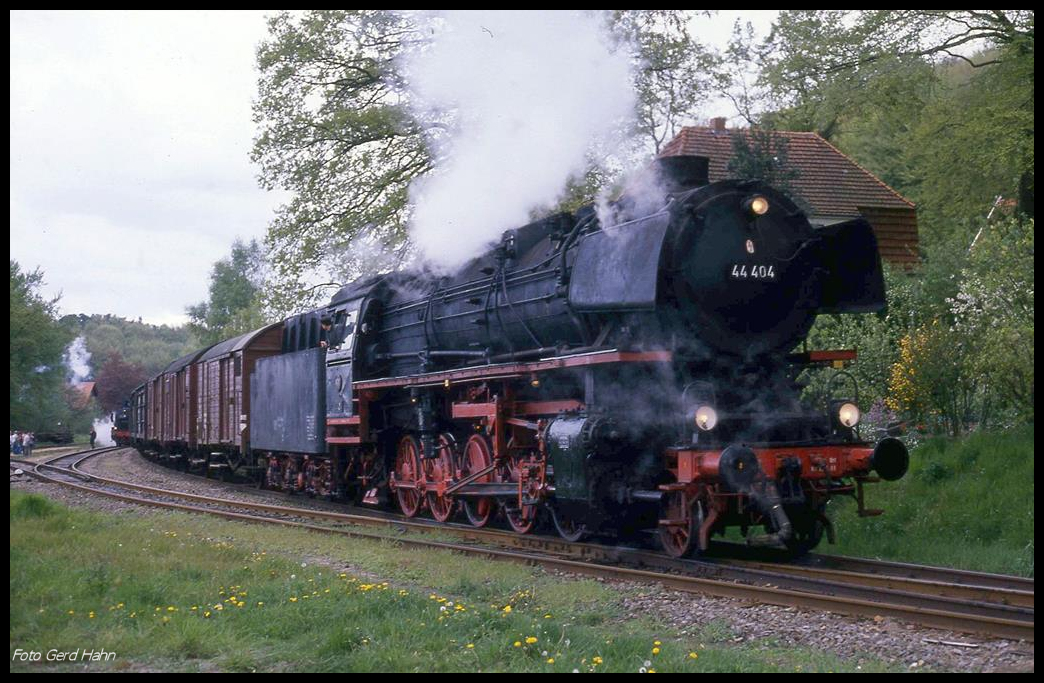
[825,426,1034,576]
[10,491,897,673]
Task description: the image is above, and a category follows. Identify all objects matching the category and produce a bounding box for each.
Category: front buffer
[657,438,909,557]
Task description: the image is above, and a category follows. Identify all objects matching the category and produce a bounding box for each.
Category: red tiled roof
[68,382,98,411]
[660,126,915,218]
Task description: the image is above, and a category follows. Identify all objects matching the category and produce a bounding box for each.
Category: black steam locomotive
[126,155,908,557]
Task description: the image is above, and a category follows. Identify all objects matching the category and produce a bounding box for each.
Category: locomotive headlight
[695,405,718,431]
[744,195,770,216]
[837,402,861,428]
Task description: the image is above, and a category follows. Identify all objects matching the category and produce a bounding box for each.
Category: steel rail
[11,447,1033,642]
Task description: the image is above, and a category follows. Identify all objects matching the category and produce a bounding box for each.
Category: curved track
[11,447,1034,642]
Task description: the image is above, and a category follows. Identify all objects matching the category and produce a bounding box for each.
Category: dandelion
[644,660,652,667]
[289,597,298,603]
[652,647,660,655]
[592,656,603,666]
[654,640,661,646]
[89,612,96,619]
[639,668,647,674]
[204,612,211,618]
[547,658,555,664]
[689,652,698,660]
[544,613,552,619]
[466,644,475,649]
[503,605,512,613]
[257,602,264,607]
[68,610,75,616]
[526,637,538,644]
[167,606,176,612]
[514,641,522,648]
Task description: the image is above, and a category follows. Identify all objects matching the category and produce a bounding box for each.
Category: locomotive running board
[354,349,673,391]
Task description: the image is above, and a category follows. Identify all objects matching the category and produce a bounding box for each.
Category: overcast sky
[10,10,774,327]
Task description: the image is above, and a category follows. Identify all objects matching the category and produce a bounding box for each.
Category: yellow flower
[466,644,475,649]
[592,656,603,665]
[502,605,512,613]
[526,637,538,644]
[167,606,176,612]
[257,602,264,607]
[652,647,660,655]
[689,652,698,660]
[88,612,96,619]
[654,641,661,646]
[204,611,211,618]
[514,641,522,648]
[547,658,555,664]
[289,597,298,603]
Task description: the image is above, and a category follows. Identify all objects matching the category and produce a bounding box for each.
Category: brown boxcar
[158,347,213,451]
[145,374,164,445]
[195,322,283,457]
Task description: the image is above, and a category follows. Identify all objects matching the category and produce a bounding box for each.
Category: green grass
[826,426,1034,576]
[10,491,896,673]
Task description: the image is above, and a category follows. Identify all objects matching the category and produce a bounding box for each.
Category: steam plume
[402,10,637,271]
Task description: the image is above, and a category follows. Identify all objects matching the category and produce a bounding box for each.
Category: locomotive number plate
[729,264,777,281]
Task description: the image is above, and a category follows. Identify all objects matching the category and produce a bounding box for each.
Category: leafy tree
[94,351,148,414]
[727,128,802,206]
[950,217,1034,421]
[186,239,268,346]
[253,10,427,314]
[10,261,75,431]
[758,11,1032,137]
[609,11,722,153]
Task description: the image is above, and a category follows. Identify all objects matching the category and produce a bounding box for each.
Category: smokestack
[710,116,727,132]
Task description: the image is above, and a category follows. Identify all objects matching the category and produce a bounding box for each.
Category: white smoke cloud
[93,415,115,446]
[63,336,92,386]
[402,10,637,272]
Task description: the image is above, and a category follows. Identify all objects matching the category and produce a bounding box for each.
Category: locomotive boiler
[131,154,909,558]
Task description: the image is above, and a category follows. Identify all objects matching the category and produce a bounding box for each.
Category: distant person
[9,431,16,454]
[89,427,97,449]
[24,432,35,458]
[12,432,23,456]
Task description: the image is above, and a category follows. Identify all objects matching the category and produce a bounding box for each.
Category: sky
[9,10,776,327]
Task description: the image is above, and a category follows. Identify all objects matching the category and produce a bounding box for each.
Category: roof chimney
[710,117,727,132]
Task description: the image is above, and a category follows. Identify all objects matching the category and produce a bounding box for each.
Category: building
[660,118,919,266]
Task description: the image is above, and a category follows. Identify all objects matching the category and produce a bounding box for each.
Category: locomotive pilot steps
[122,155,909,558]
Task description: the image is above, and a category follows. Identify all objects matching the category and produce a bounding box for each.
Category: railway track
[11,447,1034,642]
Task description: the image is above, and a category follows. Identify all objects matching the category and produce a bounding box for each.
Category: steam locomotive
[123,155,908,557]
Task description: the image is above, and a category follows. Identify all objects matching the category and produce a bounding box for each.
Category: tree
[758,11,1033,138]
[10,261,75,430]
[609,11,722,154]
[727,128,802,205]
[186,239,268,346]
[253,11,428,314]
[94,351,148,414]
[950,217,1034,421]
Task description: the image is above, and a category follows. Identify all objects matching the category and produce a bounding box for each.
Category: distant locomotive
[126,155,908,557]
